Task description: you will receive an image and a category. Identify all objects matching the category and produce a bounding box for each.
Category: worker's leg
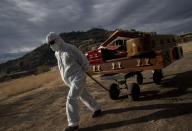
[66,78,84,127]
[80,87,101,112]
[66,90,80,126]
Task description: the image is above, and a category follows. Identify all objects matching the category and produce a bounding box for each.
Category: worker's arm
[71,45,90,72]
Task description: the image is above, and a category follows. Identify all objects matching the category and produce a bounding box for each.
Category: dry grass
[0,70,63,100]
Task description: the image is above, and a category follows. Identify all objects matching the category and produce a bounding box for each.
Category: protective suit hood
[45,32,65,52]
[50,38,64,52]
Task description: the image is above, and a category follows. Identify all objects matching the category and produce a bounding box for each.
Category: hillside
[0,28,112,79]
[0,45,56,79]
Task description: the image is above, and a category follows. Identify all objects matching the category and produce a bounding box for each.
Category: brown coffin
[90,46,183,75]
[126,35,152,56]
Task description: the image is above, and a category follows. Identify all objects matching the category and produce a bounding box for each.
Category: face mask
[50,39,61,51]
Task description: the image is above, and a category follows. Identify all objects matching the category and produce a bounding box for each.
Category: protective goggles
[48,39,57,46]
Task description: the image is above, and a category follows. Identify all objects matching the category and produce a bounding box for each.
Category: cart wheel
[153,69,163,84]
[109,83,120,100]
[128,83,140,101]
[136,72,143,85]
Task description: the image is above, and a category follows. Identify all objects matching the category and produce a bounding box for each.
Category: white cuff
[68,121,78,127]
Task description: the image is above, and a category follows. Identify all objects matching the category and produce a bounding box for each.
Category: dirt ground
[1,43,192,131]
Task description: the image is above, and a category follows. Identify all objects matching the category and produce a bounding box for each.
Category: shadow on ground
[140,70,192,101]
[80,102,192,131]
[114,70,192,101]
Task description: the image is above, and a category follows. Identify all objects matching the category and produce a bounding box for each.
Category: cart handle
[86,73,109,91]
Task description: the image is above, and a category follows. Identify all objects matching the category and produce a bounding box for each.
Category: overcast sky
[0,0,192,55]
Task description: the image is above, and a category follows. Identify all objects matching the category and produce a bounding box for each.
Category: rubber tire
[137,72,143,85]
[128,83,140,101]
[153,70,163,84]
[109,83,120,100]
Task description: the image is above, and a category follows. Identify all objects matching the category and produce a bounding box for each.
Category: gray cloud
[0,0,192,55]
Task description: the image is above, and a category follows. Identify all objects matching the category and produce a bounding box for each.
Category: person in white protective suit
[45,32,101,131]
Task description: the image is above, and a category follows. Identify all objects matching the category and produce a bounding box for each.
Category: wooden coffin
[90,46,183,75]
[125,34,178,57]
[126,35,152,56]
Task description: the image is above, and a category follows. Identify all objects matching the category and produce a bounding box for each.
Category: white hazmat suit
[46,32,100,127]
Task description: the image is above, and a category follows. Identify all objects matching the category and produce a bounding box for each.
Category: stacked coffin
[86,30,183,75]
[125,33,183,67]
[126,34,179,57]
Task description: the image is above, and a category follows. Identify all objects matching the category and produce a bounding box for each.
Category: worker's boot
[64,126,79,131]
[92,109,102,118]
